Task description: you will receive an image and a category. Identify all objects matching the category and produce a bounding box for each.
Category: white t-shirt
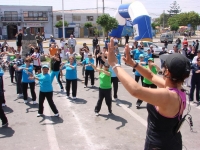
[31,52,41,66]
[66,52,76,60]
[114,39,118,43]
[192,56,198,64]
[60,41,65,48]
[84,52,89,59]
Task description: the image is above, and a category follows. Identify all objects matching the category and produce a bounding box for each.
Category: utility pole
[62,0,65,40]
[102,0,105,14]
[102,0,105,39]
[163,10,165,28]
[121,0,122,4]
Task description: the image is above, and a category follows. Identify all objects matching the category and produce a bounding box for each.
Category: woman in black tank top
[94,45,101,67]
[107,38,191,150]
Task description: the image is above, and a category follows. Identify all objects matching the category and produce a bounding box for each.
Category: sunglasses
[25,61,30,63]
[88,55,92,56]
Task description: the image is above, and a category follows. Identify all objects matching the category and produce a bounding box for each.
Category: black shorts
[33,65,41,70]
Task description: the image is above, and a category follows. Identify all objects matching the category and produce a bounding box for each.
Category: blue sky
[1,0,200,18]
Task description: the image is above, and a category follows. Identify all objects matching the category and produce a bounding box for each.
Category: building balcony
[0,16,22,22]
[23,17,48,22]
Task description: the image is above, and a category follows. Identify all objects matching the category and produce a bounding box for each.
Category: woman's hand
[107,37,118,67]
[122,44,136,67]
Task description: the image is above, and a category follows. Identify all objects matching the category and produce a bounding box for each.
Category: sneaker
[2,103,6,107]
[2,122,8,127]
[24,100,28,104]
[95,112,99,116]
[32,101,37,105]
[72,97,76,100]
[54,113,59,117]
[17,94,23,98]
[108,110,112,115]
[113,98,117,101]
[91,85,95,88]
[37,114,43,117]
[66,96,69,99]
[60,89,64,92]
[84,86,87,88]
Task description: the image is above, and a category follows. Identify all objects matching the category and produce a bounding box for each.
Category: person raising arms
[107,37,190,150]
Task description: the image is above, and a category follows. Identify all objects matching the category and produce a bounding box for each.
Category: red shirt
[182,40,188,47]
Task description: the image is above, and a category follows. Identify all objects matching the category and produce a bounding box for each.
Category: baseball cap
[42,65,49,69]
[165,53,190,80]
[139,54,144,58]
[148,58,154,62]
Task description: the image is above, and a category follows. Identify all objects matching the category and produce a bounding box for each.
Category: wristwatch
[112,64,121,70]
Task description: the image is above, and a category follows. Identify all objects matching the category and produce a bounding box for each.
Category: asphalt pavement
[0,40,200,150]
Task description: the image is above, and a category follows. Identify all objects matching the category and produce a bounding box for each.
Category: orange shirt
[49,47,58,56]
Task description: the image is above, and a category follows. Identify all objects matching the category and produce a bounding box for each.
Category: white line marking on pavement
[54,82,96,150]
[71,111,95,150]
[117,100,147,127]
[44,102,60,150]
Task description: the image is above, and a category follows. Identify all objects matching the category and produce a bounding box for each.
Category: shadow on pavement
[3,106,14,114]
[86,86,99,92]
[99,114,128,130]
[69,98,87,104]
[25,102,39,113]
[39,115,64,125]
[116,99,132,108]
[0,127,15,138]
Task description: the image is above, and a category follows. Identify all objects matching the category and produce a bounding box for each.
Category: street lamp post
[62,0,65,40]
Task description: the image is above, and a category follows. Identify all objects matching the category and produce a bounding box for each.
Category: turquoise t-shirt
[36,73,53,92]
[62,62,77,80]
[20,64,34,83]
[116,54,121,65]
[109,67,116,77]
[82,58,94,70]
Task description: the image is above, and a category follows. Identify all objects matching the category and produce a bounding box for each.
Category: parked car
[160,33,174,43]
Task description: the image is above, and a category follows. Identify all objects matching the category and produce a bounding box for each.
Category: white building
[53,9,103,38]
[0,5,53,40]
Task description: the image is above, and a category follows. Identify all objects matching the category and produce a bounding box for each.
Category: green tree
[84,22,93,37]
[157,13,170,27]
[168,14,179,26]
[168,11,200,29]
[151,22,159,30]
[55,20,68,28]
[96,14,118,37]
[170,23,179,31]
[167,1,181,16]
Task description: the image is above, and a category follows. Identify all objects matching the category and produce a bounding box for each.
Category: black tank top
[51,56,61,71]
[145,88,186,149]
[95,49,100,55]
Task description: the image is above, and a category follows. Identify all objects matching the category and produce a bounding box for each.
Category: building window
[56,15,62,21]
[4,11,18,21]
[23,11,48,21]
[87,16,93,21]
[73,16,81,21]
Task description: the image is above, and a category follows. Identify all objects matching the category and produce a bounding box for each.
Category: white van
[160,33,174,44]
